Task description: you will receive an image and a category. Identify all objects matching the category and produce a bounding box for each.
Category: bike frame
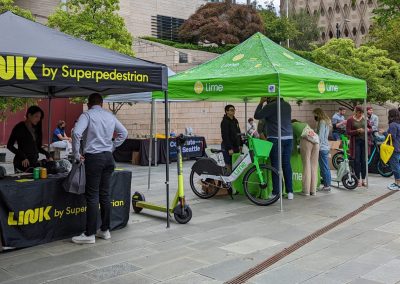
[200,136,267,185]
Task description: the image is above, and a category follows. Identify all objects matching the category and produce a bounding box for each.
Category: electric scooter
[131,134,192,224]
[332,135,358,189]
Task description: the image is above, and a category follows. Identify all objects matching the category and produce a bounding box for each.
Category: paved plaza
[1,149,400,283]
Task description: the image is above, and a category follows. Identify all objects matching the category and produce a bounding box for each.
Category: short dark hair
[88,93,103,106]
[57,120,65,127]
[225,104,235,113]
[248,118,254,123]
[354,106,364,113]
[338,106,346,111]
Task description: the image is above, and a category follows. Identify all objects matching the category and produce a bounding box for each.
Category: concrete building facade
[280,0,378,46]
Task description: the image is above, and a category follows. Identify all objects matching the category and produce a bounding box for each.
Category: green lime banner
[154,32,366,102]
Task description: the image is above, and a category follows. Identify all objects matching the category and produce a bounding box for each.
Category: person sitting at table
[7,105,52,173]
[51,120,72,159]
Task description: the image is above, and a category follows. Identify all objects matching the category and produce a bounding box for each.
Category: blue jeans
[388,152,400,180]
[319,150,331,187]
[268,138,293,195]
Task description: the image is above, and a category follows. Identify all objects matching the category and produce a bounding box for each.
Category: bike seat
[210,149,223,154]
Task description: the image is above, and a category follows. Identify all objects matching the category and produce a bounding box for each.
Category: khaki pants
[300,138,320,194]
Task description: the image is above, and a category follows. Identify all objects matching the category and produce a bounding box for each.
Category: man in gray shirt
[72,93,128,244]
[367,106,379,132]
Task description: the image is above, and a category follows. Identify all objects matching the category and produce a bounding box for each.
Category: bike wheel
[189,169,220,198]
[332,152,344,170]
[377,160,393,177]
[243,164,280,206]
[342,173,358,190]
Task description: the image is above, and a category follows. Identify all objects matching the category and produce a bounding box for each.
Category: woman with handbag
[346,106,372,187]
[292,119,319,196]
[386,109,400,190]
[313,108,332,192]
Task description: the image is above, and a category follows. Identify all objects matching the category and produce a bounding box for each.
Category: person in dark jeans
[220,104,242,169]
[72,93,128,244]
[346,106,372,187]
[254,97,294,200]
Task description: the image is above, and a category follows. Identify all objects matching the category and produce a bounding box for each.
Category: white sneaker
[287,192,294,200]
[72,233,95,244]
[388,183,400,191]
[96,229,111,240]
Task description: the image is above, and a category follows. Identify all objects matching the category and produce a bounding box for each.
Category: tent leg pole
[47,95,52,153]
[277,95,283,212]
[164,91,170,228]
[155,102,158,167]
[244,99,248,132]
[364,99,368,189]
[148,99,155,190]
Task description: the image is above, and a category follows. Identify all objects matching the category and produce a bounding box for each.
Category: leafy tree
[290,9,320,51]
[0,0,36,121]
[373,0,400,26]
[0,0,34,20]
[47,0,134,57]
[178,2,264,45]
[311,39,400,107]
[368,17,400,62]
[257,1,298,44]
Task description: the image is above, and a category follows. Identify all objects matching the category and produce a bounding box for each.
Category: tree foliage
[47,0,134,57]
[373,0,400,26]
[257,1,298,44]
[368,17,400,62]
[0,0,36,121]
[290,9,320,51]
[178,2,264,45]
[311,39,400,106]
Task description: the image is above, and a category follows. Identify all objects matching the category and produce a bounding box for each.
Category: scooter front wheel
[342,174,358,190]
[132,192,145,213]
[174,205,192,224]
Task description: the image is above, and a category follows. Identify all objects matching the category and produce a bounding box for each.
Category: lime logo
[194,81,204,94]
[232,54,244,62]
[255,64,262,68]
[318,81,326,93]
[318,80,339,94]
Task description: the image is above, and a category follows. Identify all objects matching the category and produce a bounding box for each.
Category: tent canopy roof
[0,11,168,98]
[154,33,366,102]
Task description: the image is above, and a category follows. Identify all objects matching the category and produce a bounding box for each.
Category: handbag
[63,161,86,194]
[380,134,394,164]
[301,125,320,144]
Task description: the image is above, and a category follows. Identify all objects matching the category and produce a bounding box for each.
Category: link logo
[318,80,339,94]
[0,56,38,80]
[8,206,52,226]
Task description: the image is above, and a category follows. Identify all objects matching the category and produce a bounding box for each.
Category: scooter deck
[135,201,174,213]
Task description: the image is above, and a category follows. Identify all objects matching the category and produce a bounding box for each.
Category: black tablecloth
[0,170,131,249]
[114,137,206,166]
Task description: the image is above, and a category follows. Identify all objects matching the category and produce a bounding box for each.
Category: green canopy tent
[156,32,368,212]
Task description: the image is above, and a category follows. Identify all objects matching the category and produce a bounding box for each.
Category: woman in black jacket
[220,104,242,167]
[7,106,51,173]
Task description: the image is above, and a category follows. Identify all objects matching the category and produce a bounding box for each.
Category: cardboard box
[131,151,140,165]
[329,140,342,170]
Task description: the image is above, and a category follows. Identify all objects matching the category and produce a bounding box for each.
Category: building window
[352,27,357,36]
[321,32,326,40]
[151,15,185,41]
[329,30,333,38]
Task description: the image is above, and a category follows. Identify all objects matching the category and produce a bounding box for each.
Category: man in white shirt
[72,93,128,244]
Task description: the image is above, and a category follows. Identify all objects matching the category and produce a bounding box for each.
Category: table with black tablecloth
[0,170,131,249]
[114,136,206,166]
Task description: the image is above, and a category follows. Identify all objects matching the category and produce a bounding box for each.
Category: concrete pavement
[0,148,400,283]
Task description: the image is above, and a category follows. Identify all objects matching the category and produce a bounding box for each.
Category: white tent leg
[148,99,155,190]
[277,95,283,212]
[244,98,248,131]
[155,102,158,167]
[364,99,368,188]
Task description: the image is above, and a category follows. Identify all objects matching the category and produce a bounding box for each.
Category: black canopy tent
[0,12,173,226]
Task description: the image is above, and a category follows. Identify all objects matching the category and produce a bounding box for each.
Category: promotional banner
[0,171,131,249]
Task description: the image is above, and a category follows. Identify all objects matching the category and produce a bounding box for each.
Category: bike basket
[251,138,273,158]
